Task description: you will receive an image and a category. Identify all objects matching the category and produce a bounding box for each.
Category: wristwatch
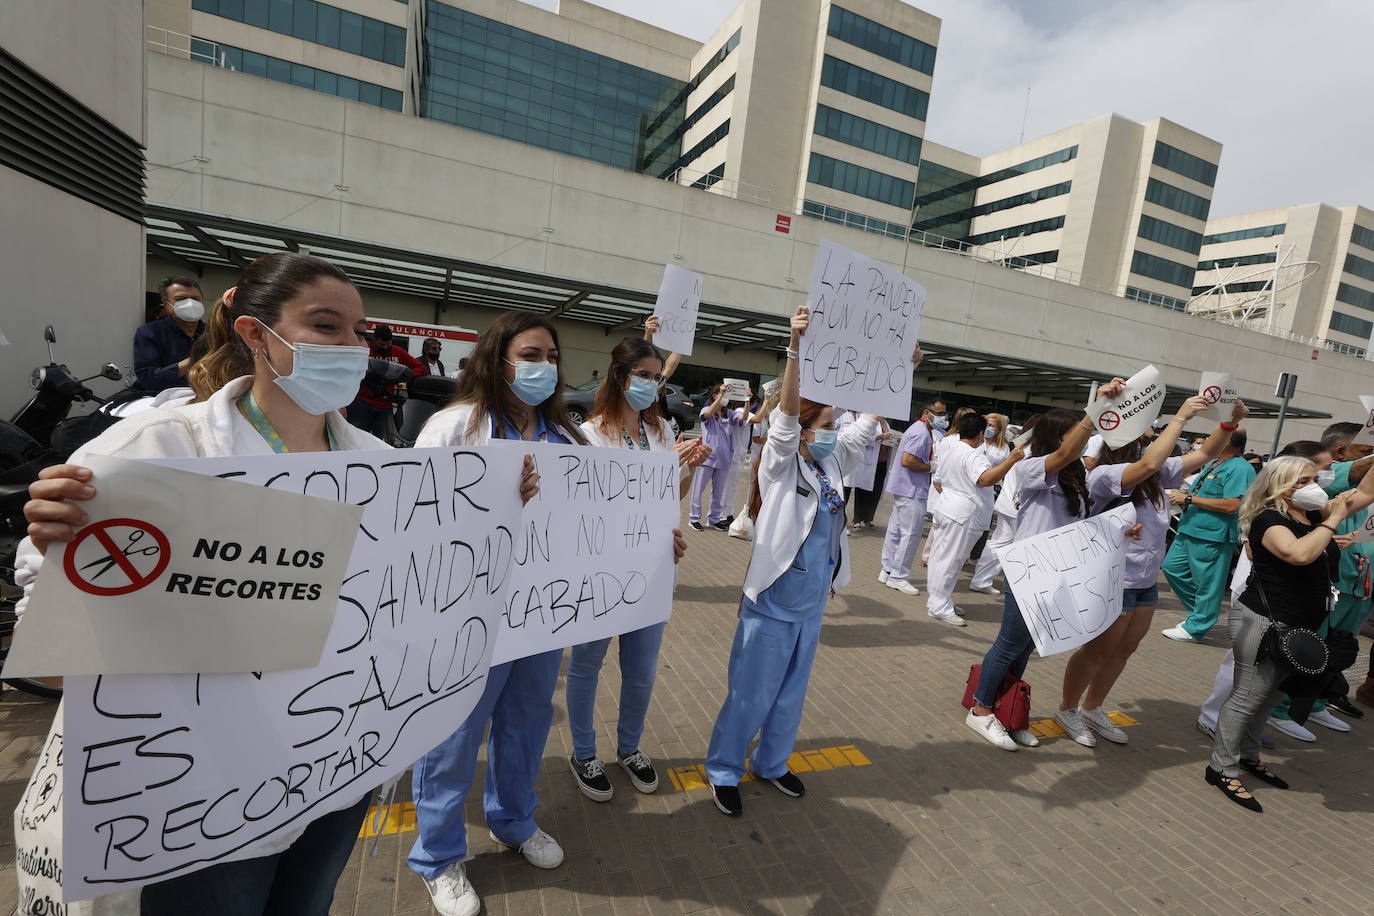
[1184,495,1193,509]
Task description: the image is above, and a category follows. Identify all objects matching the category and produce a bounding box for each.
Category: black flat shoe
[1240,759,1289,789]
[711,783,742,816]
[1328,696,1365,719]
[1205,766,1262,812]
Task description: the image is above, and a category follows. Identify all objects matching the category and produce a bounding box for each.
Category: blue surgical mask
[808,428,838,461]
[625,376,659,411]
[505,359,558,406]
[985,426,996,438]
[930,414,948,431]
[257,321,369,416]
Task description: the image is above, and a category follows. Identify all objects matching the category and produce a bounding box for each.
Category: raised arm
[1122,395,1216,487]
[1180,398,1249,475]
[779,306,807,417]
[643,317,682,380]
[1047,377,1125,475]
[1263,497,1350,565]
[977,445,1025,487]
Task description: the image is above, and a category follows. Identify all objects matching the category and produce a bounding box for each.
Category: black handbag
[1251,575,1329,676]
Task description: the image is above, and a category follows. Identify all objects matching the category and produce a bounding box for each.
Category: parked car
[562,379,696,437]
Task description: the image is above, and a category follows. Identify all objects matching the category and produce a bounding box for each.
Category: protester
[450,355,469,381]
[880,400,944,596]
[704,304,913,816]
[421,336,446,375]
[1160,426,1256,642]
[406,312,585,916]
[689,383,744,530]
[132,275,205,391]
[1205,456,1374,811]
[1055,396,1246,746]
[923,412,1022,626]
[347,323,428,438]
[837,408,890,528]
[720,387,757,526]
[922,406,976,566]
[566,336,697,804]
[730,387,779,540]
[964,383,1129,752]
[968,414,1041,595]
[852,426,894,530]
[18,252,415,915]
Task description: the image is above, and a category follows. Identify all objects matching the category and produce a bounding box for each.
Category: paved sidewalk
[5,502,1374,914]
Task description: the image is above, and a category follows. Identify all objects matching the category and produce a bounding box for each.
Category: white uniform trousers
[970,511,1016,589]
[925,513,983,619]
[880,494,926,581]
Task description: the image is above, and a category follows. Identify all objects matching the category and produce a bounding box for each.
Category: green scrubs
[1161,455,1256,638]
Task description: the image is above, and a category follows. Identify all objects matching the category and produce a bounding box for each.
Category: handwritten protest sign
[800,240,925,420]
[722,379,751,402]
[1352,512,1374,545]
[650,264,702,356]
[492,443,679,665]
[57,443,526,901]
[6,455,363,677]
[1087,365,1165,449]
[1359,396,1374,445]
[1197,371,1238,420]
[995,504,1136,656]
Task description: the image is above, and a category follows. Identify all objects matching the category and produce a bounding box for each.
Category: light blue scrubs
[408,413,567,880]
[705,480,843,786]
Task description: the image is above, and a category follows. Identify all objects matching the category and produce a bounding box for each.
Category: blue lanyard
[241,391,336,453]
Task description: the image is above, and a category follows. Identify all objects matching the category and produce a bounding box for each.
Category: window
[1344,253,1374,284]
[1202,223,1285,245]
[1125,286,1188,312]
[912,180,1072,233]
[1191,280,1270,296]
[193,0,405,67]
[819,56,929,121]
[1326,340,1366,357]
[1144,178,1211,222]
[813,104,922,165]
[964,215,1065,247]
[911,146,1076,212]
[827,6,936,75]
[192,38,402,110]
[641,75,734,172]
[1137,215,1203,255]
[1152,141,1217,186]
[1197,251,1278,271]
[1337,282,1374,313]
[1330,311,1373,339]
[657,120,729,178]
[802,199,909,240]
[1352,224,1374,252]
[808,153,916,209]
[1131,250,1196,289]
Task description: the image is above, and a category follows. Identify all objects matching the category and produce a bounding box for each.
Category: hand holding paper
[1088,366,1165,449]
[1197,371,1239,420]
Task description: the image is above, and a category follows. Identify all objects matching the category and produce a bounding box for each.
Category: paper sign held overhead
[1087,365,1165,449]
[1352,512,1374,545]
[1197,371,1238,420]
[722,378,752,402]
[650,264,702,356]
[995,504,1136,656]
[1359,395,1374,445]
[5,454,362,677]
[1012,428,1033,449]
[800,240,925,421]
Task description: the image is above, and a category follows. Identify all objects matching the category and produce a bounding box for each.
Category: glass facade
[813,104,922,166]
[1346,253,1374,284]
[802,199,910,240]
[1352,224,1374,252]
[1137,214,1203,255]
[193,38,402,109]
[964,215,1065,247]
[641,28,740,152]
[643,75,734,173]
[1144,178,1211,222]
[1203,223,1285,245]
[1125,286,1188,312]
[660,120,729,179]
[807,153,915,209]
[1152,141,1217,186]
[827,6,936,76]
[820,56,929,121]
[1337,282,1374,312]
[1191,279,1269,296]
[191,0,405,67]
[910,160,976,240]
[1197,251,1277,271]
[1131,250,1196,289]
[912,181,1072,233]
[1330,311,1373,338]
[1327,340,1366,357]
[420,3,686,174]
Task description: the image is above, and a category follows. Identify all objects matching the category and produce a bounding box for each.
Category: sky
[523,0,1371,217]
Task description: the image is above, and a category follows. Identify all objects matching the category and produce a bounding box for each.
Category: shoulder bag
[1251,572,1329,676]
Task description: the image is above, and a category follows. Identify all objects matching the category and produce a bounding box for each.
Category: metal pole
[1269,392,1291,459]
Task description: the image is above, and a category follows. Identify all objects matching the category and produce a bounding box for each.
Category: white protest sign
[492,443,679,665]
[722,378,751,402]
[58,443,526,901]
[1352,512,1374,545]
[1012,428,1033,449]
[800,239,925,420]
[763,378,780,397]
[1359,396,1374,445]
[1087,365,1165,449]
[995,504,1136,656]
[650,264,702,356]
[6,455,363,677]
[1197,371,1238,420]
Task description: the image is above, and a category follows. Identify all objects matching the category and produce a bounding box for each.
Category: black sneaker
[1328,695,1365,719]
[765,771,806,798]
[724,514,736,525]
[712,519,732,531]
[711,783,742,816]
[689,521,705,531]
[569,755,613,802]
[616,749,659,793]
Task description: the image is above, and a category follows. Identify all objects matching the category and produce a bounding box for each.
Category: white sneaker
[969,584,1000,595]
[1080,707,1128,744]
[490,827,564,869]
[1009,729,1040,747]
[1161,625,1202,643]
[423,862,481,916]
[931,613,967,627]
[886,579,920,596]
[878,570,889,584]
[1308,709,1351,732]
[1053,707,1097,747]
[1267,716,1316,742]
[1196,716,1217,738]
[965,709,1017,751]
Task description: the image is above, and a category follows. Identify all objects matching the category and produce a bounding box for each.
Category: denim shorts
[1122,585,1159,611]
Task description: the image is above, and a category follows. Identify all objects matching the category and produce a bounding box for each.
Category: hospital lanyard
[1192,458,1225,497]
[240,391,337,453]
[804,459,844,515]
[492,411,549,442]
[621,418,649,450]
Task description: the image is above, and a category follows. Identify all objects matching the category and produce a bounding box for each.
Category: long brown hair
[1030,408,1091,517]
[588,337,666,442]
[189,252,354,400]
[1097,437,1164,509]
[747,398,827,520]
[447,311,587,444]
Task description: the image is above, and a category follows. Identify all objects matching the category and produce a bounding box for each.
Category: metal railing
[663,166,771,207]
[147,25,235,69]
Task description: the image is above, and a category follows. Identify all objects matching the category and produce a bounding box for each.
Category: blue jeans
[705,605,823,786]
[973,584,1035,708]
[346,398,391,439]
[566,622,666,761]
[407,649,562,880]
[139,794,371,915]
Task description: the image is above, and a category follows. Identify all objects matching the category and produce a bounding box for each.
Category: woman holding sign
[1054,395,1247,746]
[963,386,1131,752]
[704,305,912,817]
[17,252,523,914]
[566,335,700,803]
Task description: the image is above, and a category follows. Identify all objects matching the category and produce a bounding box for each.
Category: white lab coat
[415,401,580,448]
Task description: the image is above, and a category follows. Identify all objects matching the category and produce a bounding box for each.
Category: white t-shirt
[927,433,960,513]
[1082,434,1104,461]
[933,439,994,528]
